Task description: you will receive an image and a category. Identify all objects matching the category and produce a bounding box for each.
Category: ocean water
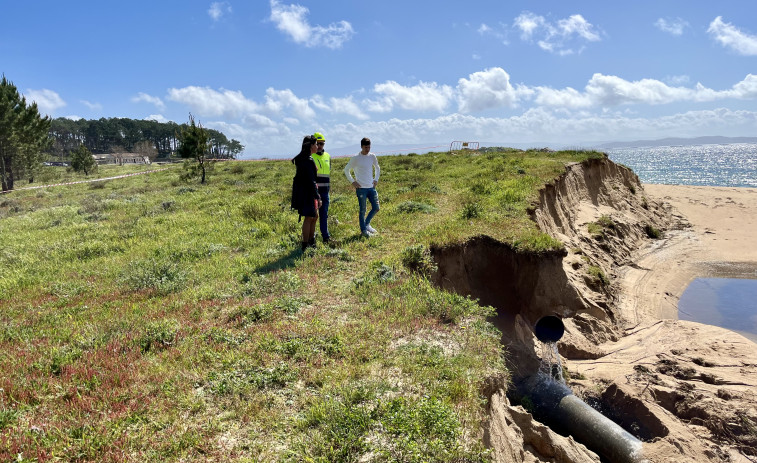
[606,143,757,187]
[606,143,757,342]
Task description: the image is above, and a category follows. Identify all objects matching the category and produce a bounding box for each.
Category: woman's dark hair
[292,135,317,163]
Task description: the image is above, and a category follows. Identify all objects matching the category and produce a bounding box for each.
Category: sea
[606,143,757,342]
[605,142,757,188]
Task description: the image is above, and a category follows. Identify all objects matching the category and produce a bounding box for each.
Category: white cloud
[80,100,102,111]
[242,113,279,128]
[665,75,690,86]
[728,74,757,98]
[513,12,545,40]
[163,70,757,157]
[145,114,169,123]
[269,0,354,49]
[373,80,453,112]
[478,22,508,44]
[513,11,600,55]
[208,2,231,22]
[167,86,259,118]
[583,74,692,106]
[654,18,688,36]
[456,67,521,113]
[132,92,166,111]
[708,16,757,56]
[531,73,757,109]
[263,88,316,119]
[24,89,66,114]
[558,15,600,42]
[323,107,757,150]
[361,96,394,113]
[326,96,369,120]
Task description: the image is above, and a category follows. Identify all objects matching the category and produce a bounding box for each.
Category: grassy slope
[0,149,603,462]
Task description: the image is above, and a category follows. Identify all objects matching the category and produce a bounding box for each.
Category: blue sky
[2,1,756,158]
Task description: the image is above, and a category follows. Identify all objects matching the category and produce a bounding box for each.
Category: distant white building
[94,153,151,165]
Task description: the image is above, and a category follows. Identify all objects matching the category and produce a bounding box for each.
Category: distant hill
[594,136,757,150]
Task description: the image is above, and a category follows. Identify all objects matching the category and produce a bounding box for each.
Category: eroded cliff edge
[430,156,757,463]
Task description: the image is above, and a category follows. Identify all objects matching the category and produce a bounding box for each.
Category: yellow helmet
[313,132,325,142]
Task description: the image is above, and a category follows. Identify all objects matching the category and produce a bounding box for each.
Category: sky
[2,1,756,158]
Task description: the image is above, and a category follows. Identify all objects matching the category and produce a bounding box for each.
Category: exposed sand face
[471,162,757,462]
[569,184,757,463]
[619,184,757,321]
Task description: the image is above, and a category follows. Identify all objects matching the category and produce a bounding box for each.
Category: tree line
[1,75,245,192]
[49,117,243,160]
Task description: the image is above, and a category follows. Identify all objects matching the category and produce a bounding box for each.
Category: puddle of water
[678,278,757,343]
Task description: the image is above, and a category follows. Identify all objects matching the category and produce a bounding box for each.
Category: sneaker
[361,230,371,238]
[366,225,378,235]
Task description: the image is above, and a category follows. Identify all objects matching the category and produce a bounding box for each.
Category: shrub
[401,244,437,275]
[240,197,277,220]
[587,265,609,287]
[460,202,482,220]
[139,319,180,353]
[644,224,662,239]
[207,361,297,396]
[120,258,187,294]
[396,201,437,214]
[229,304,273,325]
[0,407,20,431]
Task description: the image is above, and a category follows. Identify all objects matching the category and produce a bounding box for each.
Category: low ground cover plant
[0,148,602,461]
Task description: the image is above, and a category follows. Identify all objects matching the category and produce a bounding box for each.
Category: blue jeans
[318,187,330,239]
[356,187,380,232]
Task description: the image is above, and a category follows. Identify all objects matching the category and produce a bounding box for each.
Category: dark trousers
[318,186,330,239]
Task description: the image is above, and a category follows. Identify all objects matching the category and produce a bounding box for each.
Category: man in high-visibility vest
[312,132,332,243]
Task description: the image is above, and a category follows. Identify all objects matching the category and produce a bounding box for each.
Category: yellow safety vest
[312,151,331,188]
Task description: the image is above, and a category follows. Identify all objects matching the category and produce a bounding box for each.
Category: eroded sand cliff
[432,156,757,462]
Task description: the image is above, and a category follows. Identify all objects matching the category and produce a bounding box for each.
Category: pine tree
[0,75,51,191]
[70,144,97,176]
[176,114,212,184]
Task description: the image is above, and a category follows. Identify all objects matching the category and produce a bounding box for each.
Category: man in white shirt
[344,137,381,237]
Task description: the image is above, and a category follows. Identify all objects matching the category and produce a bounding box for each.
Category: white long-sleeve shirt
[344,152,380,188]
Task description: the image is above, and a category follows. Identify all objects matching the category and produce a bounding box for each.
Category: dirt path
[0,167,174,195]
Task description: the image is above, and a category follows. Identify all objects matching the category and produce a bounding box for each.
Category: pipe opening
[534,315,564,343]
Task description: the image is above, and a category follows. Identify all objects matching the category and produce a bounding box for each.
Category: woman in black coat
[291,135,322,250]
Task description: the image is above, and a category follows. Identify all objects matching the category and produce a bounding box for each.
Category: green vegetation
[644,223,662,239]
[587,265,610,287]
[0,76,52,191]
[587,214,616,241]
[70,144,97,176]
[48,116,243,160]
[176,114,213,184]
[0,147,604,461]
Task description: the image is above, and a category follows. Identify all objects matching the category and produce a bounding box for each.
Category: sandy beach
[619,183,757,322]
[567,183,757,462]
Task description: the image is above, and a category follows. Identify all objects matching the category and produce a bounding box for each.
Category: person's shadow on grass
[253,234,370,274]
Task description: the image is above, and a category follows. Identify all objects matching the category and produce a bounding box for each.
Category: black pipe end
[534,315,565,343]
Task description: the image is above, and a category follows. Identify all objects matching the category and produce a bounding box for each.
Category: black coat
[291,154,321,216]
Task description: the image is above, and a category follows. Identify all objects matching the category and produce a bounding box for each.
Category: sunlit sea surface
[606,143,757,187]
[608,143,757,342]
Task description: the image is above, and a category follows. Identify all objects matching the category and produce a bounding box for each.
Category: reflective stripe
[316,183,330,187]
[316,173,330,178]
